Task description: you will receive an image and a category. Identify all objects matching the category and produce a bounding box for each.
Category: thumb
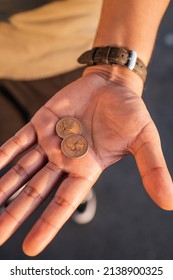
[129,122,173,210]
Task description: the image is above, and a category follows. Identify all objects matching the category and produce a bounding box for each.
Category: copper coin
[61,134,88,158]
[56,117,83,138]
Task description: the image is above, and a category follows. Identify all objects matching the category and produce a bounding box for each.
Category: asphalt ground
[0,2,173,260]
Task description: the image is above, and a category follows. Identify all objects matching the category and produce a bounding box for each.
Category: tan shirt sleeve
[0,0,102,80]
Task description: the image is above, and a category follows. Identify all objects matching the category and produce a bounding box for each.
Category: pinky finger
[0,122,37,169]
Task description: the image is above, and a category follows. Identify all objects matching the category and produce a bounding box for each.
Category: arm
[83,0,170,97]
[94,0,169,66]
[0,0,171,256]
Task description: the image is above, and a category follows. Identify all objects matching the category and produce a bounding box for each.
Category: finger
[0,145,47,205]
[129,122,173,210]
[0,122,37,169]
[22,174,98,256]
[0,162,63,245]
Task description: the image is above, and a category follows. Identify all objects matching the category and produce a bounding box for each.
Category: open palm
[0,66,172,256]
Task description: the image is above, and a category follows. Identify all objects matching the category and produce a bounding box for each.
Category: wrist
[93,1,170,67]
[78,46,147,84]
[83,64,144,97]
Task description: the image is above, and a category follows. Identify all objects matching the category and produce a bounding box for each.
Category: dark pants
[0,67,84,145]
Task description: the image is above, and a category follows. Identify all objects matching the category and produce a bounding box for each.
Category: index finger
[22,174,99,256]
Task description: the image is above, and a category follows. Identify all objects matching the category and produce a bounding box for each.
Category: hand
[0,65,172,256]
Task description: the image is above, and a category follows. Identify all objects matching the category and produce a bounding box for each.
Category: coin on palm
[56,117,82,138]
[61,134,88,158]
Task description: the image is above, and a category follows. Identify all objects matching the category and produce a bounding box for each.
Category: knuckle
[35,145,45,157]
[13,163,29,178]
[40,216,58,230]
[12,135,23,147]
[5,208,19,222]
[46,162,60,175]
[0,147,9,158]
[53,195,75,210]
[142,166,164,180]
[128,122,152,155]
[24,185,43,201]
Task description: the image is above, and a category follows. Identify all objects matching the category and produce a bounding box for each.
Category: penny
[56,117,83,138]
[61,134,88,158]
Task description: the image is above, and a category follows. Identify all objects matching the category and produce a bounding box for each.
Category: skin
[94,0,170,66]
[0,0,172,256]
[0,65,173,256]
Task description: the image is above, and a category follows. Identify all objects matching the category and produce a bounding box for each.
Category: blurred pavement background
[0,1,173,260]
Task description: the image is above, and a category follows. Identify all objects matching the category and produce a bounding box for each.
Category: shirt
[0,0,102,80]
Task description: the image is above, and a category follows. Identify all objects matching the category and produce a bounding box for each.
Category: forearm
[94,0,170,66]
